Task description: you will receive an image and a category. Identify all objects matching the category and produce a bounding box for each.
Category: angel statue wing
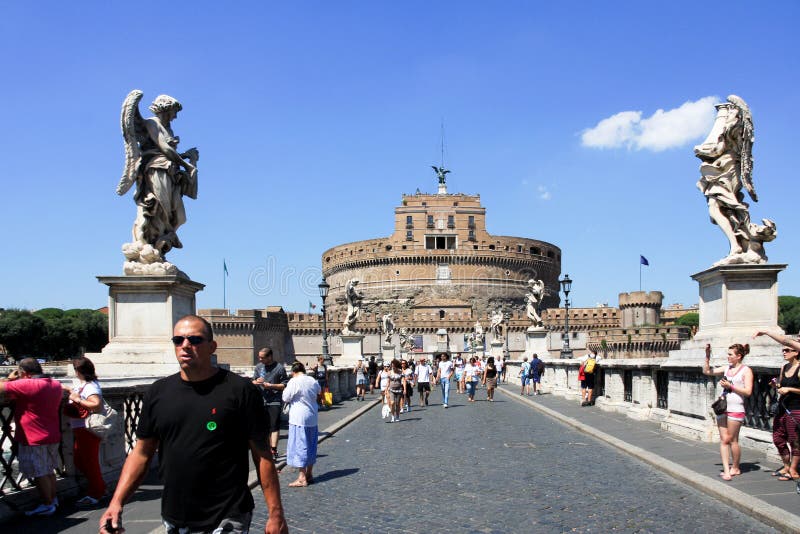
[727,95,757,202]
[117,90,148,196]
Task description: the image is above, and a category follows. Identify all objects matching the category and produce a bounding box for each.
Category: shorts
[403,383,414,397]
[264,404,281,434]
[531,375,541,384]
[164,511,252,534]
[18,443,60,479]
[486,377,497,388]
[417,382,431,393]
[357,377,369,385]
[521,376,529,386]
[583,374,596,388]
[719,411,746,422]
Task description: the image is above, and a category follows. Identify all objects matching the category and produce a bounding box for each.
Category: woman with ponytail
[702,343,754,481]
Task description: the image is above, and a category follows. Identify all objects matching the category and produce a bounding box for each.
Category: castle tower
[618,291,663,327]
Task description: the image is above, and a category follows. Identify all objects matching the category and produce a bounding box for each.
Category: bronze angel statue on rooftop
[117,90,199,275]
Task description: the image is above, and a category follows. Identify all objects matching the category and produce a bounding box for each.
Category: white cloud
[537,185,551,201]
[581,96,719,152]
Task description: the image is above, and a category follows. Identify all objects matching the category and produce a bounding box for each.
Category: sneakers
[25,503,57,516]
[443,403,448,409]
[76,495,99,507]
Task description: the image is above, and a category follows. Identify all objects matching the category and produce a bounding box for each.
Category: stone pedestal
[88,275,205,377]
[668,263,787,363]
[382,344,396,361]
[338,334,365,366]
[664,263,787,439]
[524,326,548,358]
[489,340,504,359]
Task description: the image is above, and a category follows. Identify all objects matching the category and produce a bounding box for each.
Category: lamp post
[560,274,573,359]
[503,311,511,359]
[318,278,331,366]
[376,315,384,366]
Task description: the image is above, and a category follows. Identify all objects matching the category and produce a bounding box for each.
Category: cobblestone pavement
[252,386,775,533]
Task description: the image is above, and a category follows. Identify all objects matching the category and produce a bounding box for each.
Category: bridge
[2,380,798,533]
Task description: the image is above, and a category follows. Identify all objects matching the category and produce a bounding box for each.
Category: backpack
[584,357,596,374]
[537,359,545,374]
[528,361,538,378]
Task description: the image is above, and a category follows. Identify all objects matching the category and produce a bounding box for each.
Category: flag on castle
[640,255,649,266]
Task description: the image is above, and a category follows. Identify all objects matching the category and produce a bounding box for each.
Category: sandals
[777,473,799,482]
[771,468,788,477]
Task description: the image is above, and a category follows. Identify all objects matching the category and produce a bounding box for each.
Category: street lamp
[376,315,384,366]
[318,278,331,366]
[503,311,511,359]
[560,274,573,359]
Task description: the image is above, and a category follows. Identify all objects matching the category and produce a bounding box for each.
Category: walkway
[6,384,799,533]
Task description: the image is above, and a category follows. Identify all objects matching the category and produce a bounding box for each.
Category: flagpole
[639,260,642,292]
[223,259,227,310]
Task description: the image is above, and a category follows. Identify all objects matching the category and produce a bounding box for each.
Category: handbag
[768,397,781,417]
[711,395,727,416]
[85,399,121,439]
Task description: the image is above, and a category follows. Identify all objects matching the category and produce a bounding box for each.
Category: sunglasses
[171,335,206,346]
[782,348,797,353]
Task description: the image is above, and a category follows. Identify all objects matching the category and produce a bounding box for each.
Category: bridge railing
[504,358,781,458]
[1,366,356,511]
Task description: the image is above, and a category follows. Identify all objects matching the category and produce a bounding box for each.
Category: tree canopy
[674,312,699,328]
[0,308,108,359]
[779,296,800,335]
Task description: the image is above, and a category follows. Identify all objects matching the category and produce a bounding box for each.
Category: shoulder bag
[85,398,121,439]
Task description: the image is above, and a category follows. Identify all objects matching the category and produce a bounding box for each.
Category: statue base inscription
[524,326,548,359]
[382,344,396,362]
[338,334,365,366]
[489,340,504,359]
[87,275,205,377]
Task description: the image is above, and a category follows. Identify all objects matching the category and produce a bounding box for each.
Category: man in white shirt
[434,353,454,408]
[414,357,433,406]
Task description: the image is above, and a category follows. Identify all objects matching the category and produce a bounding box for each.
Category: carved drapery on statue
[118,90,199,275]
[695,95,776,266]
[489,309,505,343]
[467,320,485,351]
[381,313,395,344]
[342,279,364,335]
[525,279,545,327]
[398,327,415,353]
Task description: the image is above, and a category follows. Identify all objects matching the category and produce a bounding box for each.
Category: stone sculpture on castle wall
[381,313,395,345]
[117,90,199,275]
[695,95,776,266]
[525,279,545,328]
[342,279,364,335]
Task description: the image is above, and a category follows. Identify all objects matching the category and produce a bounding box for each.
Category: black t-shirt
[136,369,268,529]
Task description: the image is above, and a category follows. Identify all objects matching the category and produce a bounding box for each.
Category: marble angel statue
[381,313,395,345]
[489,309,505,342]
[695,95,776,266]
[525,279,545,327]
[342,279,364,335]
[117,90,199,275]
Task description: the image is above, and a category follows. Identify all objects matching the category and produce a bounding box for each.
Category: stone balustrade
[0,366,357,517]
[504,358,781,459]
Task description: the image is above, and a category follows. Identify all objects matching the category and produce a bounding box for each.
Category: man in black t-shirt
[99,315,288,534]
[252,347,288,459]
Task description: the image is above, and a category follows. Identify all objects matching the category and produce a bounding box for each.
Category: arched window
[439,310,446,320]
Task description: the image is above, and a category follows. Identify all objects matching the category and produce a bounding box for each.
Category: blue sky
[1,1,798,313]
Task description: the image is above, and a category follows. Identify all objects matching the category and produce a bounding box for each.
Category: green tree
[779,296,800,334]
[675,312,699,328]
[0,309,46,357]
[32,308,108,359]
